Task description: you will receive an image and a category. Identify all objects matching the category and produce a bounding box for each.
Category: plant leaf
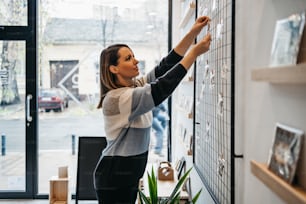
[168,192,181,204]
[139,167,202,204]
[138,190,151,204]
[191,189,202,204]
[147,167,158,204]
[167,167,192,201]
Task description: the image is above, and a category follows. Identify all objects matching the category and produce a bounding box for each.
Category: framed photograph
[268,123,304,184]
[270,11,305,67]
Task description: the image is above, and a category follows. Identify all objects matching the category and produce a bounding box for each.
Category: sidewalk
[0,148,166,193]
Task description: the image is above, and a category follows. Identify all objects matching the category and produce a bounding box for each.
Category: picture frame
[267,123,304,184]
[270,11,306,67]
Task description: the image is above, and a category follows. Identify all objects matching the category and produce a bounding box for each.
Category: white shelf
[179,1,195,28]
[250,160,306,204]
[251,63,306,84]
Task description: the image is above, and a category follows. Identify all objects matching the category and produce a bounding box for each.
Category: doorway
[0,0,37,198]
[0,0,169,199]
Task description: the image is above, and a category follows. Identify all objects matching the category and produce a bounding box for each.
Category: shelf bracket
[233,153,244,159]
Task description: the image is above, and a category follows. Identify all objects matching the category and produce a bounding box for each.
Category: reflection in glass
[0,0,27,26]
[0,40,26,191]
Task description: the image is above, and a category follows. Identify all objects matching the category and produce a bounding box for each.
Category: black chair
[75,136,107,204]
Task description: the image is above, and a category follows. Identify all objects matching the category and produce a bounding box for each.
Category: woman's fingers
[197,16,211,25]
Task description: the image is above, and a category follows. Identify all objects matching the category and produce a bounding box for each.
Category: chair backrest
[75,136,107,203]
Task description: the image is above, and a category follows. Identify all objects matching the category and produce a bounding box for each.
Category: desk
[139,163,190,203]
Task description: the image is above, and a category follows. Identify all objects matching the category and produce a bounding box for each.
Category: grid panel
[194,0,233,203]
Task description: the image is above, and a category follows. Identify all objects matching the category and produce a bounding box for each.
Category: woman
[94,16,211,204]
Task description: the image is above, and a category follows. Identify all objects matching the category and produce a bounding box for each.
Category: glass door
[0,0,36,198]
[0,40,26,191]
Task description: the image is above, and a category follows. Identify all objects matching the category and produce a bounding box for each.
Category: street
[0,101,105,152]
[0,101,106,193]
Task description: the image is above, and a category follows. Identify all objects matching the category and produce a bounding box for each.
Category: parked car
[38,88,69,112]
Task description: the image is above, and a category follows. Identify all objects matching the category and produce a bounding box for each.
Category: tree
[96,5,119,47]
[0,0,25,105]
[0,41,21,105]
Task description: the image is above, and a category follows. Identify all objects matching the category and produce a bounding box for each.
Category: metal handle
[27,94,32,122]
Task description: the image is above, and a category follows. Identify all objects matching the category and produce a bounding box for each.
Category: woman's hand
[180,33,211,70]
[193,33,212,56]
[174,16,210,57]
[190,16,211,37]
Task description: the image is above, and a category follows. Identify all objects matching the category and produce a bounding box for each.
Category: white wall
[236,0,306,204]
[172,0,306,203]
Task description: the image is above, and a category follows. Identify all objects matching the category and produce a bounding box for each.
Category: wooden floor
[0,200,97,204]
[0,200,51,204]
[0,140,166,204]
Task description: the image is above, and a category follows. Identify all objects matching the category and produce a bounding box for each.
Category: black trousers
[94,151,148,204]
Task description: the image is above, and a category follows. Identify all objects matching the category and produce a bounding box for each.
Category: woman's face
[114,47,139,80]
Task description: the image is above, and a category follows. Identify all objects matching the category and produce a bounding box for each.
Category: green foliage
[138,167,202,204]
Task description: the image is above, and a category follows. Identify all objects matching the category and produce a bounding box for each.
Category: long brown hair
[97,44,130,109]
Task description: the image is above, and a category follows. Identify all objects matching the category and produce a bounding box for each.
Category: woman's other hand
[180,33,211,70]
[190,16,211,37]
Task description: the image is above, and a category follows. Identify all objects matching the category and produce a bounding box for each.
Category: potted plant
[138,167,202,204]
